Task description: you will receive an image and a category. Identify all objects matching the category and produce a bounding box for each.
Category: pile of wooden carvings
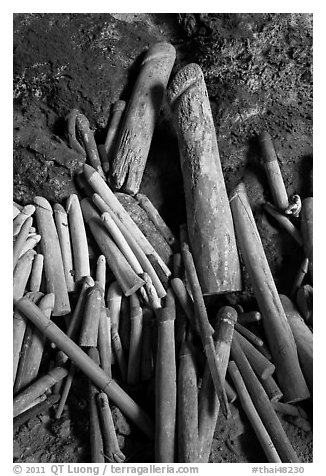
[13,42,312,464]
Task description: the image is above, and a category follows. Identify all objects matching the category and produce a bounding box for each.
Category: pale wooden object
[13,216,33,268]
[98,305,112,378]
[111,42,176,194]
[13,205,35,236]
[230,183,310,403]
[168,63,241,295]
[29,254,44,292]
[53,203,75,292]
[33,197,70,316]
[259,131,289,211]
[127,293,143,386]
[79,283,102,347]
[104,100,126,161]
[235,330,275,380]
[228,361,281,463]
[18,234,41,258]
[106,282,127,381]
[13,250,36,301]
[300,197,313,279]
[66,194,90,283]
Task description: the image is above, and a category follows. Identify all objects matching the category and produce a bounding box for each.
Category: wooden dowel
[13,394,60,430]
[168,63,241,295]
[13,291,44,387]
[107,282,127,380]
[127,294,143,386]
[13,249,36,301]
[13,367,68,417]
[104,100,126,160]
[55,363,76,420]
[237,311,262,325]
[75,111,106,180]
[280,294,313,393]
[79,283,102,347]
[93,193,167,299]
[230,336,299,462]
[96,255,106,294]
[296,285,313,327]
[29,254,44,292]
[16,293,55,393]
[96,392,126,462]
[170,278,202,336]
[81,199,145,296]
[135,193,177,249]
[263,202,302,246]
[259,132,289,211]
[228,361,281,463]
[98,305,112,378]
[53,203,75,292]
[101,212,143,275]
[18,234,41,258]
[13,205,35,236]
[198,306,237,462]
[33,197,70,316]
[88,348,105,463]
[290,257,309,299]
[235,322,264,347]
[141,307,154,382]
[181,242,230,418]
[178,340,199,463]
[260,376,283,402]
[230,183,310,403]
[66,194,90,283]
[155,289,177,463]
[111,42,176,195]
[84,164,171,279]
[225,380,237,403]
[300,197,313,279]
[14,297,154,438]
[13,216,33,268]
[235,330,275,380]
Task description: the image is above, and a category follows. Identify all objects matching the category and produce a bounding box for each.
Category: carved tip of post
[143,42,176,65]
[167,63,204,106]
[40,292,56,310]
[34,196,53,212]
[258,130,272,144]
[53,203,66,215]
[217,306,238,324]
[83,163,96,181]
[106,281,123,302]
[66,193,79,213]
[229,182,247,203]
[112,100,126,113]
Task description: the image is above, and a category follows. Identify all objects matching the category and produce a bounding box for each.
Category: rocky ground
[13,13,313,464]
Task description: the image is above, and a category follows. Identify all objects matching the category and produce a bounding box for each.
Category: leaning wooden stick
[263,202,302,246]
[234,330,275,380]
[141,307,154,382]
[178,340,199,463]
[81,199,145,296]
[14,297,154,438]
[237,311,262,325]
[13,216,33,268]
[127,293,143,386]
[13,394,60,430]
[155,289,177,463]
[33,197,70,316]
[259,131,289,211]
[13,367,68,417]
[171,277,202,336]
[230,336,299,462]
[104,100,126,163]
[97,392,126,462]
[111,42,176,195]
[18,234,41,258]
[198,306,237,463]
[53,204,75,292]
[135,194,178,249]
[96,255,106,293]
[29,254,44,292]
[280,294,313,393]
[228,361,281,463]
[66,194,90,283]
[235,322,264,348]
[13,249,36,301]
[98,305,112,378]
[88,348,105,463]
[94,195,166,298]
[75,111,106,179]
[55,363,76,420]
[230,183,310,403]
[107,282,127,381]
[300,197,313,279]
[15,293,55,393]
[84,164,171,279]
[79,283,102,347]
[260,376,283,402]
[168,63,241,295]
[181,241,230,418]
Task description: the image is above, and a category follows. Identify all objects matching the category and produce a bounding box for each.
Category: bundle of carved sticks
[13,42,313,463]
